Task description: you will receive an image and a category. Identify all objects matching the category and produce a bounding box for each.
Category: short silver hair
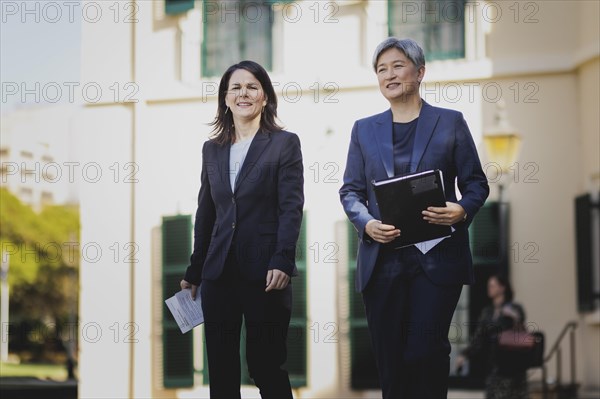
[372,37,425,71]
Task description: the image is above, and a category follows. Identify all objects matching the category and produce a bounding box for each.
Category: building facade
[1,105,78,209]
[75,1,599,397]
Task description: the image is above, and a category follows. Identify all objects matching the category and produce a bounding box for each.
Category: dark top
[393,118,418,176]
[379,118,419,254]
[462,301,526,376]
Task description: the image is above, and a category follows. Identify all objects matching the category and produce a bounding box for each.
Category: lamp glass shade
[483,133,522,172]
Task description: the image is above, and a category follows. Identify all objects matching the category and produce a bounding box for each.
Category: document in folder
[372,169,451,248]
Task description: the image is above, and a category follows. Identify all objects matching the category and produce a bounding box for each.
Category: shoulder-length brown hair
[209,60,282,145]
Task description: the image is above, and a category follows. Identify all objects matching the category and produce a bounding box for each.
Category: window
[575,193,600,312]
[165,0,195,15]
[162,215,194,388]
[388,0,466,61]
[19,187,33,204]
[347,221,379,389]
[451,202,508,387]
[449,286,470,377]
[1,163,10,177]
[40,191,54,205]
[286,213,307,387]
[42,169,56,182]
[202,0,274,77]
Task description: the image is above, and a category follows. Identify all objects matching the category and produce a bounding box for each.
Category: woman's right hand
[180,279,199,300]
[365,219,401,243]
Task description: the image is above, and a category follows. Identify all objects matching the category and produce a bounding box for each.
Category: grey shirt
[229,135,254,191]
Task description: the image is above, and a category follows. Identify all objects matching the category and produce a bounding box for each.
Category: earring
[225,106,229,115]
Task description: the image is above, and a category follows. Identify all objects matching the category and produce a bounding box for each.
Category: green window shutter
[285,212,307,387]
[201,0,273,77]
[162,215,194,388]
[347,221,379,389]
[388,0,466,61]
[469,201,508,267]
[165,0,195,15]
[574,194,597,312]
[466,202,510,384]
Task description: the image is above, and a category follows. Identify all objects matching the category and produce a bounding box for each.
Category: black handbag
[496,328,545,372]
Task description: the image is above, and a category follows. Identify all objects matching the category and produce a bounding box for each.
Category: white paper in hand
[165,288,204,334]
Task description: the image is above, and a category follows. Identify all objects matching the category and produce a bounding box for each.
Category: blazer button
[231,222,236,229]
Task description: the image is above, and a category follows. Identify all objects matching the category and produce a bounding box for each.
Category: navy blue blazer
[340,101,489,292]
[184,130,304,285]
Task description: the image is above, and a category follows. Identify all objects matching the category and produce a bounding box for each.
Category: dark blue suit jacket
[340,101,489,292]
[185,130,304,285]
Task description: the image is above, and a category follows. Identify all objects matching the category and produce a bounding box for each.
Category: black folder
[372,169,451,248]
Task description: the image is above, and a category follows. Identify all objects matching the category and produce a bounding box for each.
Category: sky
[1,0,82,113]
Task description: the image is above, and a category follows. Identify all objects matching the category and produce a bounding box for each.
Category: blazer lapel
[217,140,233,195]
[374,109,394,178]
[411,101,440,173]
[234,131,271,192]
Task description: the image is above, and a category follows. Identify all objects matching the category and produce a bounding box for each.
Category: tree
[0,188,79,361]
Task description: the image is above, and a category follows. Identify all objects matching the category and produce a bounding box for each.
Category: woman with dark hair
[455,274,528,399]
[180,60,304,398]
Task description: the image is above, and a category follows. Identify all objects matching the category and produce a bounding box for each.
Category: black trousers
[362,246,463,399]
[200,252,293,399]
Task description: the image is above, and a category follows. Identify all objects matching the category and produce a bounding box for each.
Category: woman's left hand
[422,202,466,226]
[265,269,290,292]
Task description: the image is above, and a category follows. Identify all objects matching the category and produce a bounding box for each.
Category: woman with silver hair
[340,38,489,398]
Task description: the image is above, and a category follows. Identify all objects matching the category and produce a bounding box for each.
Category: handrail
[540,320,578,399]
[543,321,577,363]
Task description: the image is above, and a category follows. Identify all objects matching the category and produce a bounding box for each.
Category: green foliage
[0,361,67,379]
[0,188,79,358]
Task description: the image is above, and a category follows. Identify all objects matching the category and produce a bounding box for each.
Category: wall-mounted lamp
[483,100,522,202]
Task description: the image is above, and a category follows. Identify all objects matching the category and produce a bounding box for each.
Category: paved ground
[0,377,77,399]
[448,390,485,398]
[1,379,598,399]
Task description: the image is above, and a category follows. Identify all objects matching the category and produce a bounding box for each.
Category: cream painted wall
[74,105,134,399]
[578,1,600,62]
[486,1,580,74]
[80,1,133,103]
[577,58,600,190]
[576,56,600,390]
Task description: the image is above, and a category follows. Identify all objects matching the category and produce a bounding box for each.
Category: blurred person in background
[455,274,528,399]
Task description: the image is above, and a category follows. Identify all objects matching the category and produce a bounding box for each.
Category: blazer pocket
[258,222,278,235]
